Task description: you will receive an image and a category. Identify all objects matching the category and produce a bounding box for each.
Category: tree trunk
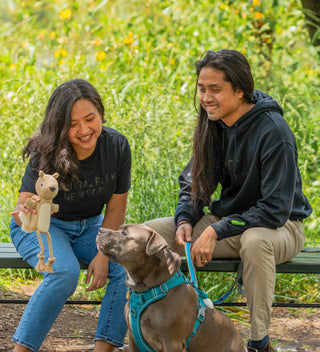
[301,0,320,46]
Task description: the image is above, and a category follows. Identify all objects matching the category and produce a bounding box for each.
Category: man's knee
[240,228,274,262]
[145,217,175,234]
[145,217,185,255]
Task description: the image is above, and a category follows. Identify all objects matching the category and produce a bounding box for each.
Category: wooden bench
[1,242,319,307]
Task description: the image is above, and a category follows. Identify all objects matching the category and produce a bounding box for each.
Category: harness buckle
[130,308,137,318]
[159,283,168,293]
[197,305,206,322]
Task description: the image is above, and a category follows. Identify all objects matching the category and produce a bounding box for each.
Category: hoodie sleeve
[212,132,300,240]
[174,160,205,226]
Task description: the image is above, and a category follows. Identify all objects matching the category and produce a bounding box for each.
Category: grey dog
[96,224,245,352]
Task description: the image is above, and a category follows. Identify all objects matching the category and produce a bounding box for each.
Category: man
[146,49,312,351]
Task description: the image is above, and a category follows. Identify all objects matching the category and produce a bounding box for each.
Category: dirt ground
[0,288,319,352]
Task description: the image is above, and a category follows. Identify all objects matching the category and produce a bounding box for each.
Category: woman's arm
[101,192,128,230]
[86,192,128,292]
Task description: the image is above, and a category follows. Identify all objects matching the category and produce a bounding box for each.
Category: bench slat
[0,243,88,269]
[1,242,319,274]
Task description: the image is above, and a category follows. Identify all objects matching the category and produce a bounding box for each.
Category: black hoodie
[175,90,312,240]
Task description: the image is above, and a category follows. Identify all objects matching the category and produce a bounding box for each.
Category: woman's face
[68,99,103,160]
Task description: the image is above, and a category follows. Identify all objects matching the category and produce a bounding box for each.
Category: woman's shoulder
[101,126,129,142]
[98,126,131,156]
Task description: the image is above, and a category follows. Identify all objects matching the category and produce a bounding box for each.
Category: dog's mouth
[96,241,117,261]
[106,252,117,262]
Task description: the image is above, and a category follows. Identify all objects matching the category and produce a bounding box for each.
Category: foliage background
[0,0,319,304]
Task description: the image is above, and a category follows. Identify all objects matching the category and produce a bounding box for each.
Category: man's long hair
[23,79,105,191]
[191,49,254,205]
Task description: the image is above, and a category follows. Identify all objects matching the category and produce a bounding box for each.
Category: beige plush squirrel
[19,171,59,273]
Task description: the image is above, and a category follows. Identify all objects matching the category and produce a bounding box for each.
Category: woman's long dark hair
[191,49,254,205]
[23,79,105,190]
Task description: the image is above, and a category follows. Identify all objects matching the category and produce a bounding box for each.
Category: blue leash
[184,242,243,304]
[185,241,198,288]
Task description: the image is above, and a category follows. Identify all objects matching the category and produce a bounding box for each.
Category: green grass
[0,0,319,307]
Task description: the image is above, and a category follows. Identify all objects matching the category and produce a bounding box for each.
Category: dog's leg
[128,333,140,352]
[159,337,187,352]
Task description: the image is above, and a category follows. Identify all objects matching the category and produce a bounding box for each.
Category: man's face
[197,67,244,127]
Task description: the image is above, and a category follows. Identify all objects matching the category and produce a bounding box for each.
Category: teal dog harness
[128,269,209,352]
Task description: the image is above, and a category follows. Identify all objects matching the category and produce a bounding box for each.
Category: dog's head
[96,224,181,291]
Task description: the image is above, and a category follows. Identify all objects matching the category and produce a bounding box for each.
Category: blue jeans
[10,215,128,352]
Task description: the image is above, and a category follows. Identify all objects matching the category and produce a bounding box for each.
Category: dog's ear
[146,230,168,256]
[160,248,181,275]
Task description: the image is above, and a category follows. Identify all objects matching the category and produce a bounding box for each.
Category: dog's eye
[121,230,127,236]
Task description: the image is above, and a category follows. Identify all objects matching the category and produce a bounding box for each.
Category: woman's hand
[191,225,218,268]
[175,221,193,247]
[86,252,109,292]
[11,192,39,226]
[86,192,127,292]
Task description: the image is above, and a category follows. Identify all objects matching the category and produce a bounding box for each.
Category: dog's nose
[96,227,112,247]
[98,227,109,236]
[97,227,110,240]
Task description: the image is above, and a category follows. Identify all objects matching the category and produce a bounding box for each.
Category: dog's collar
[128,269,207,352]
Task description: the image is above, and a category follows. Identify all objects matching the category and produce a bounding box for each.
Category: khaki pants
[145,214,305,340]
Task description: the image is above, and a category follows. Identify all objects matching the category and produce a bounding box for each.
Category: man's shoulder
[262,111,292,131]
[256,111,296,147]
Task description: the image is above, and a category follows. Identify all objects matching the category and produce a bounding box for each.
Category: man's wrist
[209,225,219,241]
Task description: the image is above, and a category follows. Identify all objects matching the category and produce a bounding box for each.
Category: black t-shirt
[20,127,131,221]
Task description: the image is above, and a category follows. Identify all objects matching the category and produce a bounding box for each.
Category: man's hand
[191,226,218,267]
[175,221,192,247]
[86,252,109,292]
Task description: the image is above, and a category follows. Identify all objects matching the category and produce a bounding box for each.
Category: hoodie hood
[216,90,285,180]
[218,90,283,132]
[251,90,283,115]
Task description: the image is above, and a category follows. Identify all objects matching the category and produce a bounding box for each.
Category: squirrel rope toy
[18,171,59,273]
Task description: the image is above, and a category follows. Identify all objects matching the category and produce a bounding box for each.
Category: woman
[10,79,131,352]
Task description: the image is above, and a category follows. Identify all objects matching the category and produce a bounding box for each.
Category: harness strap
[129,270,189,352]
[185,288,208,348]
